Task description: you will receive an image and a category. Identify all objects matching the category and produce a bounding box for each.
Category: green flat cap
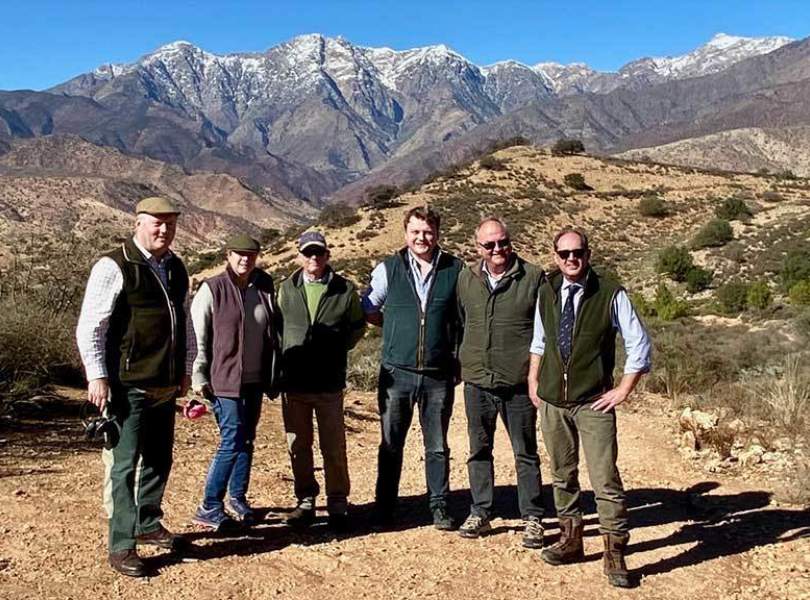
[225,233,261,253]
[136,196,181,215]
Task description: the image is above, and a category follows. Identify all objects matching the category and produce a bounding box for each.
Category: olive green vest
[278,268,362,392]
[105,238,188,388]
[536,268,620,407]
[457,256,544,388]
[381,248,462,373]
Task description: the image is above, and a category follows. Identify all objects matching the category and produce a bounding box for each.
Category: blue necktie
[558,285,578,364]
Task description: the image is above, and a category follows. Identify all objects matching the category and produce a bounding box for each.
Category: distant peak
[706,32,746,49]
[153,40,197,53]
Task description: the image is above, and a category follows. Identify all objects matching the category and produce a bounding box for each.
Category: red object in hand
[184,400,208,420]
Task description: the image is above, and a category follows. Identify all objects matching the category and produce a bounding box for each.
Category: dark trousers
[202,384,263,510]
[464,383,543,520]
[102,385,176,553]
[376,364,455,511]
[539,401,629,534]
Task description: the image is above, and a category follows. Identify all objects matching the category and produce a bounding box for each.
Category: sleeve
[361,262,388,314]
[190,283,215,389]
[75,257,124,382]
[346,289,367,350]
[529,296,546,356]
[612,289,653,374]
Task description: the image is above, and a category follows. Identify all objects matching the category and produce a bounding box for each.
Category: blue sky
[1,0,807,90]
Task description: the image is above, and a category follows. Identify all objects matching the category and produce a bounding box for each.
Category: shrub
[630,292,654,319]
[717,280,749,314]
[563,172,591,191]
[747,354,809,435]
[346,329,382,391]
[781,247,810,290]
[639,194,668,217]
[746,281,772,310]
[653,283,689,320]
[656,246,694,282]
[692,219,733,249]
[479,155,507,171]
[685,267,712,293]
[318,203,361,228]
[715,197,753,221]
[789,280,810,305]
[760,190,784,202]
[364,185,400,208]
[776,169,798,180]
[488,136,530,152]
[551,138,585,155]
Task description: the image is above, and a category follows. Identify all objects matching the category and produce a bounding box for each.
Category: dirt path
[0,389,808,600]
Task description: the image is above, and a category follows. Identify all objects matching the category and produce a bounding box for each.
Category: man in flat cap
[76,196,194,577]
[190,233,279,530]
[277,231,365,531]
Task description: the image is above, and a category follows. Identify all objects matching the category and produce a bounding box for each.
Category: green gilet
[105,238,188,388]
[536,268,620,407]
[381,248,462,372]
[278,268,361,392]
[457,256,544,388]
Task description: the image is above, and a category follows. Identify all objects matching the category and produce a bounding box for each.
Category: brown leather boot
[540,516,584,565]
[603,532,632,588]
[108,549,147,577]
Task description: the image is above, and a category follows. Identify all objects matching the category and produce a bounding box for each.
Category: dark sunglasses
[556,248,587,260]
[478,238,511,251]
[301,246,327,258]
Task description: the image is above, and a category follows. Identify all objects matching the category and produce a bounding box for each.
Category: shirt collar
[131,236,172,264]
[407,248,440,270]
[302,267,332,284]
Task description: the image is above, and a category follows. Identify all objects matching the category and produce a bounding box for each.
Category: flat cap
[298,231,327,251]
[136,196,181,215]
[225,233,261,253]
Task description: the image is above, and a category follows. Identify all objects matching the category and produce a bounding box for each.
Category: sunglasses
[478,238,512,251]
[301,246,327,258]
[556,248,587,260]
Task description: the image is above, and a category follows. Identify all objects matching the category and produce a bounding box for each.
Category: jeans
[282,391,350,515]
[376,364,455,511]
[202,384,263,510]
[465,383,543,520]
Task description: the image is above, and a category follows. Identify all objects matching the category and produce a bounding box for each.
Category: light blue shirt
[529,276,652,374]
[362,249,440,313]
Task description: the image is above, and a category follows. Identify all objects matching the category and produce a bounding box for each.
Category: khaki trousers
[539,401,628,534]
[282,391,350,514]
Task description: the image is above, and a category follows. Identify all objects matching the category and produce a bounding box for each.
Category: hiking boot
[540,515,584,565]
[285,506,315,529]
[192,505,236,531]
[327,512,350,533]
[108,549,147,578]
[458,514,492,539]
[228,497,258,525]
[432,507,454,531]
[136,523,188,552]
[603,532,633,588]
[521,516,545,549]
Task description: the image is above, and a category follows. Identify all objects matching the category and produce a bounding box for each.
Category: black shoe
[108,549,147,578]
[432,507,454,531]
[285,506,315,529]
[458,514,492,538]
[327,513,350,533]
[136,524,188,552]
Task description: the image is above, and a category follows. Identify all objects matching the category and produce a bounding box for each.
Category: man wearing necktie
[527,227,652,588]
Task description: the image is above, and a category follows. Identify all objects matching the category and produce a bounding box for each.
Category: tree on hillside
[552,138,585,155]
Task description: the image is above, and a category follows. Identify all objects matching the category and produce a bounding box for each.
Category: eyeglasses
[478,238,512,251]
[556,248,587,260]
[301,246,327,258]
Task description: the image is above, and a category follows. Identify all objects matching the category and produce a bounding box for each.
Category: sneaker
[228,497,258,525]
[432,507,454,531]
[285,506,315,529]
[458,514,492,538]
[327,513,350,533]
[522,516,545,549]
[192,505,236,531]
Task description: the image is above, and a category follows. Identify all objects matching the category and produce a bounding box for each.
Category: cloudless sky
[1,0,807,90]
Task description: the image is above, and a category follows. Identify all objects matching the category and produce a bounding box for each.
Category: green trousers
[102,386,176,553]
[539,401,628,534]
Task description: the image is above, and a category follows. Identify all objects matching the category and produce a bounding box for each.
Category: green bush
[630,292,654,319]
[781,247,810,290]
[746,281,773,310]
[318,203,361,228]
[692,219,734,249]
[789,280,810,305]
[685,267,712,293]
[563,172,591,191]
[653,283,689,320]
[715,197,753,221]
[364,185,400,208]
[551,138,585,155]
[639,194,668,217]
[717,280,749,314]
[656,246,694,282]
[479,155,507,171]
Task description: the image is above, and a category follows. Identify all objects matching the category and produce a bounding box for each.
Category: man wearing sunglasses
[528,227,651,588]
[455,217,546,548]
[362,206,463,530]
[277,231,366,531]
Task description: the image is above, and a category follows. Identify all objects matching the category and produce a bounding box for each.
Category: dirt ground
[0,388,808,600]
